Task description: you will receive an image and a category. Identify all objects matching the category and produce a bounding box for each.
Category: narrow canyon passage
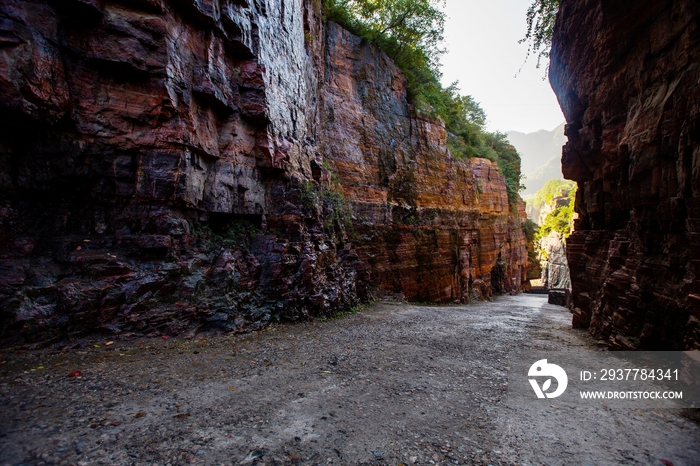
[1,295,698,465]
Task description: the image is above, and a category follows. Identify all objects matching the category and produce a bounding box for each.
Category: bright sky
[440,0,565,134]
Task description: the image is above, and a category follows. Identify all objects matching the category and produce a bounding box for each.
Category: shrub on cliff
[486,132,523,206]
[520,0,559,70]
[533,179,576,242]
[537,201,574,240]
[531,178,575,212]
[323,0,445,104]
[521,218,541,278]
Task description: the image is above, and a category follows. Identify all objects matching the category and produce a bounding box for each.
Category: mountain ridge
[507,122,566,194]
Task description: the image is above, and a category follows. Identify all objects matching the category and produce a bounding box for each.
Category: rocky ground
[0,295,698,465]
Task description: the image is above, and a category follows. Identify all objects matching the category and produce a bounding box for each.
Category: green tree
[533,181,577,242]
[532,178,575,211]
[535,200,574,241]
[520,0,559,70]
[486,132,523,206]
[351,0,445,60]
[324,0,445,105]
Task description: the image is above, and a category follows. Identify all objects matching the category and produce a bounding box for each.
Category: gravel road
[1,294,698,465]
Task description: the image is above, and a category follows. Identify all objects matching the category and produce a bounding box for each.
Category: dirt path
[1,295,698,465]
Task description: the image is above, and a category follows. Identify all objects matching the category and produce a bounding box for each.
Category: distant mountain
[507,123,567,195]
[522,155,563,195]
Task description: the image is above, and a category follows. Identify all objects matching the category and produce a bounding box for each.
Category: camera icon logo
[528,359,568,399]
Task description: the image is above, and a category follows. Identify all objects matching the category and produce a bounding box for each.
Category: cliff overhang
[550,0,700,350]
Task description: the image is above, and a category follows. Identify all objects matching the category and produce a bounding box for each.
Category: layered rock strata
[320,23,528,302]
[550,0,700,349]
[0,0,527,346]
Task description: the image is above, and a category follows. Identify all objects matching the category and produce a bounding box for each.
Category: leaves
[519,0,559,70]
[534,182,576,242]
[532,178,576,210]
[68,370,82,377]
[324,0,445,106]
[325,0,445,60]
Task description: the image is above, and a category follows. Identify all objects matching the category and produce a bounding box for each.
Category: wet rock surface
[1,295,698,465]
[550,0,700,349]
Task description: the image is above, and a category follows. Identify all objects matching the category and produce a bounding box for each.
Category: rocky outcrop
[539,231,570,291]
[0,0,527,346]
[539,231,571,307]
[550,0,700,349]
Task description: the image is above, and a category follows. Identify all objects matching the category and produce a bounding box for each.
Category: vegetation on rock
[322,0,445,107]
[530,178,574,212]
[531,178,576,242]
[300,181,358,242]
[537,200,574,240]
[521,218,541,279]
[524,178,575,281]
[520,0,559,70]
[322,0,524,206]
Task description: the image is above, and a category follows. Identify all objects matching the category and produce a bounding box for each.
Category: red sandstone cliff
[319,23,527,302]
[0,0,527,346]
[550,0,700,349]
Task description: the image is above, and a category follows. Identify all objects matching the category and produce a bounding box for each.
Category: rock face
[0,0,527,346]
[550,0,700,349]
[0,0,360,346]
[320,23,528,302]
[539,231,570,291]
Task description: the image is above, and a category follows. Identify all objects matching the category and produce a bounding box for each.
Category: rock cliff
[0,0,527,346]
[550,0,700,349]
[320,23,527,302]
[539,231,570,291]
